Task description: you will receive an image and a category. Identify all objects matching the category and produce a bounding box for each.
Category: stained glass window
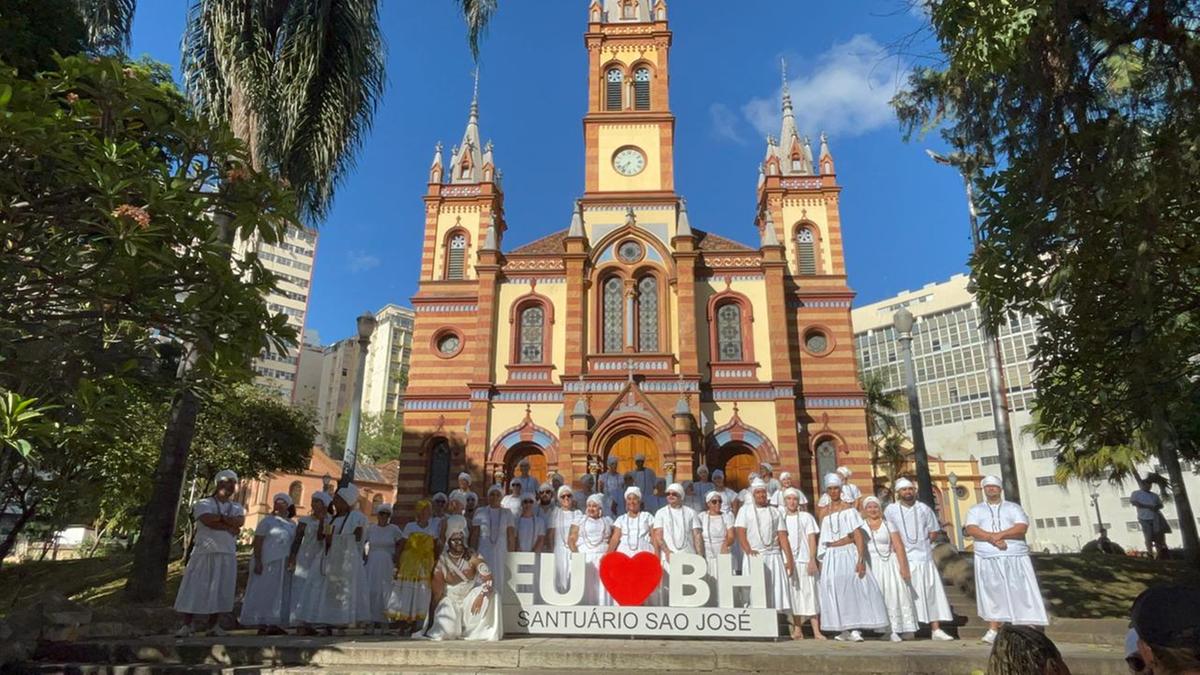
[519,305,545,363]
[637,276,659,352]
[796,227,816,275]
[716,303,743,362]
[603,277,624,353]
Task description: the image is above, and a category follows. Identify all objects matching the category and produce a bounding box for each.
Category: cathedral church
[397,0,869,505]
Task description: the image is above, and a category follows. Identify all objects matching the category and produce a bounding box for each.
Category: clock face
[613,147,647,176]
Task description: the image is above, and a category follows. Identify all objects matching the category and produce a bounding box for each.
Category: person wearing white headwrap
[513,458,540,498]
[289,492,332,632]
[734,479,795,614]
[884,477,955,640]
[599,456,624,517]
[239,493,296,633]
[610,485,658,602]
[470,486,516,603]
[514,494,547,553]
[361,503,403,634]
[760,463,782,496]
[770,472,797,507]
[174,470,244,637]
[420,515,503,641]
[698,490,735,587]
[693,465,715,506]
[457,472,478,507]
[964,475,1048,643]
[535,482,557,522]
[501,479,525,518]
[429,492,449,536]
[738,473,762,506]
[569,493,614,606]
[310,483,368,630]
[816,466,863,515]
[780,487,821,639]
[548,485,580,594]
[390,498,439,633]
[630,454,657,498]
[710,470,739,516]
[652,482,703,597]
[817,473,889,641]
[860,496,919,641]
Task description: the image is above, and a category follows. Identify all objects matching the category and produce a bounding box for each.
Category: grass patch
[1032,553,1200,618]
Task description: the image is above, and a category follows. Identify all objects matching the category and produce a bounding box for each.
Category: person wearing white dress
[309,484,367,632]
[692,465,715,507]
[456,472,478,508]
[884,477,956,640]
[710,470,739,516]
[734,479,795,615]
[548,485,579,594]
[512,458,540,497]
[964,475,1049,644]
[816,466,863,518]
[770,472,797,507]
[419,515,503,641]
[470,486,516,598]
[652,483,703,599]
[501,479,525,518]
[817,473,889,642]
[861,496,919,642]
[239,493,296,633]
[389,499,439,633]
[600,457,624,517]
[609,486,657,604]
[780,487,822,640]
[429,492,448,540]
[629,455,657,498]
[760,463,782,496]
[568,494,613,606]
[362,503,403,634]
[288,491,332,634]
[698,490,735,591]
[174,469,245,637]
[514,494,547,553]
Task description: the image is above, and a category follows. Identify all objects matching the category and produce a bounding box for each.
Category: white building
[852,273,1200,554]
[315,337,362,448]
[361,305,415,418]
[293,330,326,415]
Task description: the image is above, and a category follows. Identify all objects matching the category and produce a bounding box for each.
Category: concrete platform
[30,635,1127,675]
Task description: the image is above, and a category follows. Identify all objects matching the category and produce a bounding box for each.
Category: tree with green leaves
[894,0,1200,560]
[862,371,911,485]
[325,411,404,465]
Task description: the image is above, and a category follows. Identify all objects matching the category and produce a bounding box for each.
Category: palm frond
[456,0,497,61]
[75,0,136,53]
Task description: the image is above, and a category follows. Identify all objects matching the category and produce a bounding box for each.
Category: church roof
[505,227,756,256]
[695,229,756,252]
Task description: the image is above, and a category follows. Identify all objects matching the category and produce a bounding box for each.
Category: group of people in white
[173,459,1048,645]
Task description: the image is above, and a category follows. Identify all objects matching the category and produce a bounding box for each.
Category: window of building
[980,455,999,466]
[637,276,659,352]
[621,0,636,19]
[518,305,545,364]
[1055,516,1068,527]
[445,233,467,280]
[602,277,624,353]
[1035,518,1045,528]
[1070,516,1081,526]
[1036,475,1057,487]
[633,68,651,110]
[716,303,743,362]
[606,68,623,111]
[796,227,817,275]
[1043,518,1054,528]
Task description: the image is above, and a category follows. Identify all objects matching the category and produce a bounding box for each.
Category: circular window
[954,486,969,500]
[617,240,644,264]
[432,329,464,358]
[804,329,831,355]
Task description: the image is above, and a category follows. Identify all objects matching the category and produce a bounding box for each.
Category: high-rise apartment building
[361,305,415,418]
[852,273,1199,553]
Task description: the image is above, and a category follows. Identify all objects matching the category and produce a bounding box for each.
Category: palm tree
[861,371,911,484]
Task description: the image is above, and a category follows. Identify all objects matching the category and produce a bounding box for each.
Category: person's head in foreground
[985,625,1070,675]
[1130,585,1200,675]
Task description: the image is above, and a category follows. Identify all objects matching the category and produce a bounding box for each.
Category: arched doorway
[505,443,548,484]
[605,431,660,476]
[427,437,452,496]
[715,443,757,491]
[814,437,838,484]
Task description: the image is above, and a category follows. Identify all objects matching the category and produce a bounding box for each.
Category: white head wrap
[634,453,646,462]
[760,463,772,472]
[539,482,554,492]
[447,490,467,507]
[981,475,1002,489]
[666,482,684,496]
[273,492,293,508]
[782,487,808,505]
[580,473,595,486]
[894,477,915,491]
[487,484,503,496]
[444,514,469,540]
[509,478,521,488]
[311,491,333,507]
[374,502,393,515]
[431,492,447,502]
[586,493,606,507]
[624,486,642,500]
[750,478,769,492]
[458,472,472,483]
[214,469,238,483]
[862,496,882,509]
[336,484,359,504]
[557,485,573,499]
[705,490,722,503]
[712,469,725,479]
[779,471,792,481]
[823,473,843,489]
[520,493,535,504]
[697,465,710,476]
[836,466,852,478]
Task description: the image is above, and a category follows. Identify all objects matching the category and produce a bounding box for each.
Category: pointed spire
[761,210,780,247]
[450,70,487,184]
[819,131,835,174]
[429,142,443,183]
[676,199,693,237]
[568,202,585,238]
[781,57,793,113]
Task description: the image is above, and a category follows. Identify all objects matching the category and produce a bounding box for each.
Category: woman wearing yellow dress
[388,499,439,635]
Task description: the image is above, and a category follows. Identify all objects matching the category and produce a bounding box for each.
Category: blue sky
[131,1,968,345]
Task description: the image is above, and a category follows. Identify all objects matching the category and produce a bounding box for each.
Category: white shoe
[889,632,903,642]
[850,630,864,642]
[931,628,955,641]
[981,628,998,644]
[210,625,228,637]
[174,625,193,638]
[834,631,851,641]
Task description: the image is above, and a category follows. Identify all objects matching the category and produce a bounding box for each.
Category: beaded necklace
[703,511,724,548]
[897,503,921,546]
[583,516,608,548]
[664,506,687,550]
[987,501,1003,532]
[866,519,893,561]
[487,507,502,545]
[622,510,644,549]
[751,504,774,549]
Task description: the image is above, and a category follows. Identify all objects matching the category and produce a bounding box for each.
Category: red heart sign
[599,551,662,606]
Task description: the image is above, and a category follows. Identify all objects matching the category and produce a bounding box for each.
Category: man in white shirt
[816,466,862,517]
[652,481,703,599]
[630,454,657,496]
[711,470,739,515]
[734,479,794,612]
[692,465,715,504]
[884,478,955,640]
[513,458,540,496]
[964,475,1048,644]
[1130,477,1170,559]
[760,463,782,496]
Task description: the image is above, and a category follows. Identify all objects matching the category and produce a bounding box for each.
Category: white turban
[712,470,725,479]
[823,473,843,489]
[760,463,772,472]
[580,473,595,486]
[458,472,472,483]
[607,455,619,465]
[634,453,646,461]
[981,475,1002,489]
[624,486,642,500]
[779,471,792,481]
[705,490,722,503]
[509,478,521,488]
[520,493,535,503]
[447,490,467,507]
[374,502,393,515]
[431,492,448,502]
[750,478,768,492]
[539,482,554,492]
[337,484,359,504]
[697,465,710,476]
[214,469,238,484]
[273,492,293,508]
[862,496,882,509]
[444,514,469,540]
[586,493,606,507]
[311,491,333,507]
[894,477,915,491]
[836,466,852,478]
[666,482,684,496]
[487,484,503,496]
[782,487,808,505]
[557,485,573,498]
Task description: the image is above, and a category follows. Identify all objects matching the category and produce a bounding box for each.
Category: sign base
[504,604,779,639]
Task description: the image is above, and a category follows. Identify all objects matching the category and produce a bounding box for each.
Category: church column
[564,204,589,378]
[672,202,699,377]
[671,395,694,482]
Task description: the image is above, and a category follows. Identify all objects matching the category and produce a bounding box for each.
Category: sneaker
[834,631,851,641]
[931,628,955,641]
[889,632,903,642]
[210,625,228,637]
[850,630,864,642]
[174,625,193,638]
[981,628,998,644]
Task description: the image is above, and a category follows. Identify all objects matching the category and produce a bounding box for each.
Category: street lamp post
[948,472,964,549]
[927,149,1021,505]
[339,311,378,489]
[1091,484,1105,536]
[893,307,935,509]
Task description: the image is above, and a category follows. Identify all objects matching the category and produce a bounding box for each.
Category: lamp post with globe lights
[339,311,378,488]
[893,307,935,509]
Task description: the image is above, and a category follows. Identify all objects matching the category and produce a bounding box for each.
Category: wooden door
[606,433,660,476]
[722,450,757,491]
[506,445,548,483]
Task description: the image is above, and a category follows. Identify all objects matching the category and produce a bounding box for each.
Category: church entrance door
[605,432,660,477]
[717,444,757,491]
[505,442,548,484]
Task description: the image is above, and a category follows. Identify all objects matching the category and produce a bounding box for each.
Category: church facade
[396,0,869,505]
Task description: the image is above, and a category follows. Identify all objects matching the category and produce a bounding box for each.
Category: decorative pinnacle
[470,66,480,117]
[625,206,637,226]
[781,57,793,111]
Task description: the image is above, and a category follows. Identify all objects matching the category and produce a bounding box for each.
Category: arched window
[518,305,545,363]
[602,277,624,353]
[606,68,624,111]
[796,227,817,275]
[637,276,659,352]
[288,480,304,507]
[621,0,636,19]
[633,68,651,110]
[427,438,451,495]
[716,303,743,362]
[791,154,803,172]
[815,438,838,480]
[445,233,467,280]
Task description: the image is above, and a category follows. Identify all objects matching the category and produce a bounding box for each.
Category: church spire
[450,68,490,184]
[776,58,811,175]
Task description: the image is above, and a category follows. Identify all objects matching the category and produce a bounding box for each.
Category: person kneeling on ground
[419,515,503,641]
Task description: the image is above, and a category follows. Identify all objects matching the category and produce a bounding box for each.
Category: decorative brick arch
[508,287,555,365]
[488,407,561,471]
[792,220,825,276]
[706,285,755,365]
[704,405,780,467]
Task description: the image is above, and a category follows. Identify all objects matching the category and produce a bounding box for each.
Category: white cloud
[347,250,381,273]
[708,103,746,144]
[742,34,906,141]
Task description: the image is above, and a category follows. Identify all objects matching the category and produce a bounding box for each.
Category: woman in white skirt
[609,486,657,606]
[174,470,245,637]
[861,496,919,641]
[514,494,546,552]
[239,493,296,633]
[698,490,734,593]
[817,473,889,642]
[389,498,438,634]
[549,486,579,594]
[310,484,367,634]
[781,487,822,639]
[288,491,331,634]
[363,503,403,634]
[568,494,613,606]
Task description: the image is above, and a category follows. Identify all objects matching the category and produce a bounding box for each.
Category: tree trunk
[1153,410,1199,564]
[123,386,200,602]
[0,501,38,570]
